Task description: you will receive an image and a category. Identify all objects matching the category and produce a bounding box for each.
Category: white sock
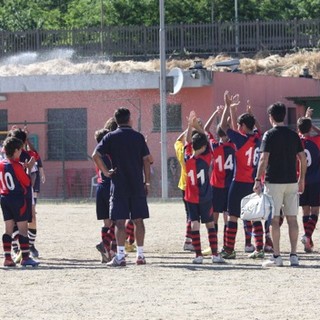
[117,246,125,259]
[137,246,144,257]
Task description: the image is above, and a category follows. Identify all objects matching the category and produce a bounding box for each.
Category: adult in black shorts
[92,108,151,267]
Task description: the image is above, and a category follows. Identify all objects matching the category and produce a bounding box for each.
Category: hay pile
[207,50,320,79]
[0,50,319,78]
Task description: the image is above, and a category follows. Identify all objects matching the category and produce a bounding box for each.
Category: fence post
[294,18,298,49]
[256,19,260,51]
[218,21,222,53]
[36,29,40,51]
[144,26,147,59]
[180,23,184,56]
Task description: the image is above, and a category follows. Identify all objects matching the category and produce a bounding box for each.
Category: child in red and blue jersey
[94,118,118,263]
[201,106,236,256]
[184,111,225,264]
[0,137,39,267]
[297,108,320,252]
[219,91,262,259]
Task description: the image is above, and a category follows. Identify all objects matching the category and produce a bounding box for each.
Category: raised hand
[305,107,313,118]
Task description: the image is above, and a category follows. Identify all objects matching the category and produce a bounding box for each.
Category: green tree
[0,0,70,31]
[291,0,320,19]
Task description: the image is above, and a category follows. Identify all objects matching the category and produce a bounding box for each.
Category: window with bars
[47,108,87,160]
[0,109,8,142]
[152,103,182,132]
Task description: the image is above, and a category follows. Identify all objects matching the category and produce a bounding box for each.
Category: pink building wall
[0,72,319,198]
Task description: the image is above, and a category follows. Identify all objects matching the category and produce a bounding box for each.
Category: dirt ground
[1,200,319,320]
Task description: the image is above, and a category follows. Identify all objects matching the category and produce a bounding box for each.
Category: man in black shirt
[254,102,307,267]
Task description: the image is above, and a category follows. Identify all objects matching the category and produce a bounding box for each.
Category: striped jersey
[184,143,212,204]
[0,158,31,196]
[300,135,320,184]
[210,137,236,188]
[227,128,261,183]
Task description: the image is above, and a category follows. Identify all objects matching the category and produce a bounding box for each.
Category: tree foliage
[0,0,319,31]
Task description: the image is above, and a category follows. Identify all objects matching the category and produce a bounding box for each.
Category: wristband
[145,183,150,186]
[255,178,261,182]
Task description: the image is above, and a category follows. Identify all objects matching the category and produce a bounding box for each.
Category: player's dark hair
[192,132,207,151]
[7,128,27,143]
[94,128,109,143]
[237,113,255,131]
[217,126,227,138]
[268,102,286,122]
[104,117,118,131]
[297,117,312,134]
[3,136,23,158]
[114,108,130,125]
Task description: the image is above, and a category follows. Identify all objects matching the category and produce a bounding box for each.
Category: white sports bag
[240,192,275,221]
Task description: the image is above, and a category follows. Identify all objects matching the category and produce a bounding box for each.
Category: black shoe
[30,245,39,258]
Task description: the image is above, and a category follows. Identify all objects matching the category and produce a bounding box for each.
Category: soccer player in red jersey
[93,127,116,263]
[219,91,262,259]
[0,137,39,267]
[174,130,194,251]
[297,108,320,253]
[6,128,36,262]
[200,106,236,255]
[184,111,225,264]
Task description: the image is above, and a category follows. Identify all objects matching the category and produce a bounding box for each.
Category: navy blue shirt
[95,126,150,197]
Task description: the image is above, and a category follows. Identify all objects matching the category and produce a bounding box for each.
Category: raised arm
[247,100,262,133]
[220,90,233,133]
[204,105,223,133]
[186,111,196,144]
[229,94,240,130]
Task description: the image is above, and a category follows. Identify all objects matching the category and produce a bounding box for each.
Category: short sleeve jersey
[300,135,320,185]
[95,126,150,197]
[227,128,261,183]
[184,143,213,204]
[174,140,187,191]
[209,137,236,188]
[0,158,31,197]
[261,126,304,183]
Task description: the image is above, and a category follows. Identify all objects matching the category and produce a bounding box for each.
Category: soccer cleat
[264,237,274,253]
[30,245,39,258]
[13,250,22,264]
[248,250,265,259]
[262,255,283,268]
[125,241,137,253]
[301,235,313,253]
[95,242,111,263]
[264,245,274,253]
[21,257,40,267]
[221,249,236,259]
[289,254,299,266]
[4,258,16,268]
[244,244,255,253]
[183,242,195,251]
[136,255,146,265]
[192,255,203,264]
[201,247,212,256]
[301,235,307,244]
[211,254,225,264]
[106,256,126,267]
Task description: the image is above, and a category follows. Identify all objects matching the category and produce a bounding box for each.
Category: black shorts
[228,181,254,218]
[1,195,29,222]
[96,184,111,220]
[299,183,320,207]
[212,186,229,213]
[33,171,41,193]
[110,196,149,220]
[187,200,214,223]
